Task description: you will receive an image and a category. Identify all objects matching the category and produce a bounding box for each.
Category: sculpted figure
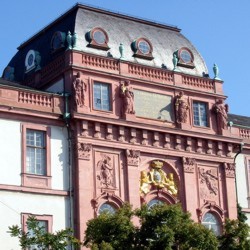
[140,171,151,195]
[97,155,113,188]
[167,173,178,196]
[73,72,86,107]
[120,80,135,115]
[175,91,189,123]
[213,99,228,130]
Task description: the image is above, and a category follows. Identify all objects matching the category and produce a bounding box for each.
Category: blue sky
[1,0,249,117]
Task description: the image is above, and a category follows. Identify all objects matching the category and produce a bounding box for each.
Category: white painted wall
[0,119,21,185]
[0,191,70,249]
[235,154,248,208]
[0,119,69,190]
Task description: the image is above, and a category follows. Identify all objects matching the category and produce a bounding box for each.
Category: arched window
[98,203,117,215]
[147,198,163,209]
[202,212,221,236]
[131,37,153,60]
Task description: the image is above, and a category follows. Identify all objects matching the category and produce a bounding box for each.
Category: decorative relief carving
[182,157,196,173]
[97,154,114,188]
[73,72,87,108]
[224,163,235,178]
[140,161,178,196]
[78,143,92,160]
[126,149,140,166]
[199,168,218,199]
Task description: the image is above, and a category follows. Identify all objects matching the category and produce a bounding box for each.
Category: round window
[93,30,106,45]
[147,199,163,209]
[180,49,192,63]
[138,40,150,54]
[28,54,34,66]
[202,212,221,236]
[98,203,116,215]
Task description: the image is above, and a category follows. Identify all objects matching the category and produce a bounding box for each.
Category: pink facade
[1,3,248,247]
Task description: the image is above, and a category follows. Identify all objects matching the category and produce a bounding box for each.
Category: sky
[0,0,249,117]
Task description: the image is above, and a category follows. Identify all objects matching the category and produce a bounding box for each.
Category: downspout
[62,92,74,248]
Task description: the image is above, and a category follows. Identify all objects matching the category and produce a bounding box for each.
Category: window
[22,124,51,188]
[175,47,195,69]
[98,203,116,215]
[202,212,221,236]
[51,31,65,52]
[193,101,208,127]
[86,27,109,50]
[131,37,153,60]
[22,213,52,250]
[26,129,46,175]
[148,199,163,209]
[93,82,111,111]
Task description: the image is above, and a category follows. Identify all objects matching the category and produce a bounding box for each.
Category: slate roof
[2,3,208,83]
[228,113,250,128]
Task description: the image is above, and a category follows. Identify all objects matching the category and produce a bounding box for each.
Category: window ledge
[21,173,51,189]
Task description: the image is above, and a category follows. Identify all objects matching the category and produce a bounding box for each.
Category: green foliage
[84,203,218,250]
[8,216,81,250]
[237,203,248,223]
[218,218,250,250]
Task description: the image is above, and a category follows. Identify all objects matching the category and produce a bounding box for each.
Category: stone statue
[172,53,178,71]
[73,72,87,108]
[175,91,189,123]
[213,63,219,79]
[213,99,228,130]
[97,155,113,188]
[120,80,135,115]
[119,43,124,59]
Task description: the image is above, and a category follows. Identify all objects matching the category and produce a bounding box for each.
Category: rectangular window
[193,101,208,127]
[93,82,111,111]
[26,129,46,175]
[22,124,51,188]
[22,213,52,250]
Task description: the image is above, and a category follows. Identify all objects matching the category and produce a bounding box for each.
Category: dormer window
[175,47,195,68]
[86,27,109,50]
[25,50,36,72]
[131,38,153,60]
[51,31,65,52]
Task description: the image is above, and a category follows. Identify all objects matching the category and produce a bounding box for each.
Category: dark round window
[98,203,116,215]
[180,49,192,63]
[28,54,34,66]
[138,40,150,54]
[93,30,106,45]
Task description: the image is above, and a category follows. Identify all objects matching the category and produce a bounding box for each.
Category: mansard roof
[3,3,208,83]
[228,113,250,128]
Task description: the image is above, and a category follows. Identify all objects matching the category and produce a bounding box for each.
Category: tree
[84,203,218,250]
[8,216,81,250]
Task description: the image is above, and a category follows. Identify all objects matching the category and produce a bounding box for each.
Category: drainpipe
[62,92,74,249]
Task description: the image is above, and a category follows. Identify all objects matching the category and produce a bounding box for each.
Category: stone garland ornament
[224,162,235,178]
[140,160,178,196]
[78,143,92,160]
[126,149,140,166]
[182,157,196,173]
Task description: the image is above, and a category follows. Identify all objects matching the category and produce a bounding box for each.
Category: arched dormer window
[174,47,195,69]
[86,27,109,50]
[131,37,153,60]
[51,31,66,52]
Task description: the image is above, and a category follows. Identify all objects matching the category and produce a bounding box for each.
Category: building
[0,3,246,248]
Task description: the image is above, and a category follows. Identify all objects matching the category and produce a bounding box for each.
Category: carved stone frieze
[199,168,218,199]
[96,154,115,188]
[126,149,140,166]
[182,157,196,173]
[78,143,92,160]
[224,162,235,178]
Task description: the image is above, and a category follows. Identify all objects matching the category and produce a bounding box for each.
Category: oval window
[93,30,106,45]
[138,40,150,55]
